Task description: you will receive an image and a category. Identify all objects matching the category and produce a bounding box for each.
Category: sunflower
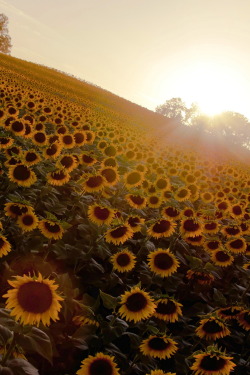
[203,221,219,235]
[56,154,78,172]
[100,167,119,186]
[32,131,47,146]
[237,309,250,331]
[147,219,176,238]
[23,150,41,166]
[76,352,120,375]
[185,235,204,246]
[8,164,37,187]
[43,142,62,160]
[125,193,146,209]
[217,306,243,321]
[118,286,156,322]
[174,187,191,202]
[147,195,162,208]
[155,177,170,191]
[147,371,176,375]
[0,136,14,149]
[88,204,115,225]
[186,270,214,285]
[10,119,26,136]
[17,212,39,232]
[3,273,64,326]
[4,202,33,218]
[110,249,136,272]
[47,169,70,186]
[225,238,247,254]
[210,250,234,267]
[124,170,144,188]
[140,335,178,359]
[80,153,97,166]
[180,218,203,238]
[39,220,64,240]
[0,235,12,257]
[73,315,99,327]
[61,133,75,149]
[196,317,230,340]
[148,248,179,278]
[243,263,250,270]
[190,351,236,375]
[154,298,183,322]
[105,224,134,245]
[126,215,144,232]
[73,130,86,146]
[200,192,214,203]
[230,204,244,219]
[83,174,106,193]
[204,240,222,253]
[222,226,241,238]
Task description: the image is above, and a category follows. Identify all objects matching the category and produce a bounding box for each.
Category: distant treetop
[0,13,12,54]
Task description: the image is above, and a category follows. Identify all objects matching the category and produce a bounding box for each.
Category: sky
[1,0,250,119]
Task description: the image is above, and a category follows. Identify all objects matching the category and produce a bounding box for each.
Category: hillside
[0,54,249,375]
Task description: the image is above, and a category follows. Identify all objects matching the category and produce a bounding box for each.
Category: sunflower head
[76,352,120,375]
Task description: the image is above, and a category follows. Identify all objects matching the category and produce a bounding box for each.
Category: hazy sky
[2,0,250,118]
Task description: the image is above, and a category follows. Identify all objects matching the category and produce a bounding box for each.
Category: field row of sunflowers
[0,54,249,375]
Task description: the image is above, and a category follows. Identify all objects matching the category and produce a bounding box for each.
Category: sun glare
[171,61,246,117]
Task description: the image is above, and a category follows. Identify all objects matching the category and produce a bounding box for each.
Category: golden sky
[1,0,250,118]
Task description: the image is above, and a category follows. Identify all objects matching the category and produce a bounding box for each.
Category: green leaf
[0,324,13,345]
[204,262,217,272]
[99,290,118,310]
[16,327,53,364]
[186,255,203,269]
[213,288,227,306]
[7,358,39,375]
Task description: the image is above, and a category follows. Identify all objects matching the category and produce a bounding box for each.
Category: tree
[155,97,199,126]
[0,13,12,54]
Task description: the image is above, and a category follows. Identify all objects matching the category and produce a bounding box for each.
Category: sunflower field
[0,53,249,375]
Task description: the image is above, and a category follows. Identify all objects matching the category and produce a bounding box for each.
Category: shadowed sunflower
[180,218,203,238]
[147,371,176,375]
[125,193,146,209]
[217,306,243,321]
[105,224,134,245]
[210,250,234,267]
[47,169,70,186]
[243,263,250,270]
[101,167,119,186]
[4,202,33,218]
[83,174,106,193]
[110,249,136,273]
[17,212,39,232]
[196,317,230,340]
[0,235,12,257]
[119,286,156,322]
[126,215,145,232]
[73,315,99,327]
[203,221,219,235]
[76,352,120,375]
[147,219,176,238]
[8,164,37,187]
[140,335,178,359]
[39,220,64,240]
[88,204,115,226]
[174,187,191,202]
[237,309,250,331]
[186,270,214,285]
[148,249,179,278]
[190,350,236,375]
[161,206,181,221]
[3,273,64,326]
[56,154,78,172]
[225,238,247,254]
[23,150,41,166]
[154,298,182,322]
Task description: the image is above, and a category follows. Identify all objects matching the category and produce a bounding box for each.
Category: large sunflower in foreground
[3,273,64,326]
[8,164,37,187]
[140,335,178,359]
[76,352,120,375]
[118,286,156,322]
[190,350,236,375]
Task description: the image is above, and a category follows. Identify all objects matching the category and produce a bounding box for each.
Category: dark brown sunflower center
[232,206,242,215]
[203,193,212,200]
[130,195,144,205]
[22,215,34,226]
[243,312,250,324]
[34,132,46,143]
[10,205,28,215]
[218,202,228,210]
[0,137,10,145]
[183,220,199,232]
[229,239,244,249]
[74,132,85,143]
[26,152,38,162]
[126,292,147,312]
[177,189,188,198]
[89,358,113,375]
[164,207,179,217]
[202,320,223,333]
[156,179,168,189]
[225,227,240,235]
[126,172,141,185]
[17,281,53,313]
[128,217,140,227]
[13,165,31,181]
[148,337,169,351]
[44,222,60,233]
[154,253,173,270]
[205,223,217,230]
[101,169,117,183]
[51,171,66,180]
[156,300,177,315]
[116,253,130,266]
[94,207,110,220]
[110,226,128,239]
[82,154,94,163]
[63,135,73,144]
[60,156,73,167]
[153,220,171,233]
[220,308,240,316]
[149,196,159,204]
[183,209,193,217]
[46,144,58,156]
[216,251,230,262]
[12,121,24,132]
[86,176,103,188]
[207,241,219,250]
[200,355,227,371]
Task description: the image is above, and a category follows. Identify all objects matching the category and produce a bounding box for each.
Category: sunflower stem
[1,331,18,366]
